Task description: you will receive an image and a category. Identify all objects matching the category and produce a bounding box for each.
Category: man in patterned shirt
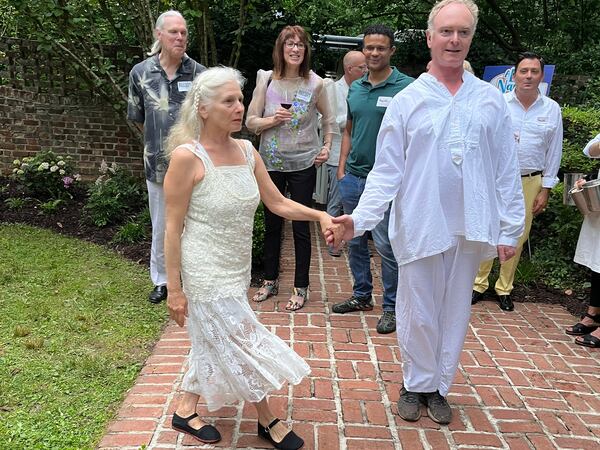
[128,10,205,304]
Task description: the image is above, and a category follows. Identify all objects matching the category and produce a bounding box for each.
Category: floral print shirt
[127,54,205,183]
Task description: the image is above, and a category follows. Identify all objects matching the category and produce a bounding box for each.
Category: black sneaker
[397,387,421,421]
[422,391,452,424]
[332,295,374,314]
[376,311,396,334]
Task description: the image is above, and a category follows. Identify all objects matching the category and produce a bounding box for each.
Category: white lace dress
[178,140,310,411]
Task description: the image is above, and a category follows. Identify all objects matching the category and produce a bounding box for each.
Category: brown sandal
[285,287,308,311]
[252,279,279,302]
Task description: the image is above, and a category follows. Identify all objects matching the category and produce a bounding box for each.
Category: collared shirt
[504,90,563,188]
[127,54,205,183]
[345,67,414,178]
[326,77,350,167]
[351,72,525,266]
[246,70,337,172]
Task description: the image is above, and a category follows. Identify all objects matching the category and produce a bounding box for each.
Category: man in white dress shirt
[472,52,563,311]
[327,0,524,424]
[325,51,367,256]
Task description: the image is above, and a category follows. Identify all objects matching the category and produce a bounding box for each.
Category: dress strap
[180,141,214,170]
[234,139,256,170]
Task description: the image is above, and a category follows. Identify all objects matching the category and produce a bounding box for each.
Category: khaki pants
[473,175,541,295]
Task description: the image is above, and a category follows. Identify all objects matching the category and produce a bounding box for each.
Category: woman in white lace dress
[163,67,337,449]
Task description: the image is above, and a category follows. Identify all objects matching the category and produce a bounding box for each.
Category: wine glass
[281,91,292,109]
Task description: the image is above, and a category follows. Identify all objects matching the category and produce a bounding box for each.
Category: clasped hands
[322,214,355,251]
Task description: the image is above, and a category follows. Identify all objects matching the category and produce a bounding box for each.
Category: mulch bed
[1,176,589,317]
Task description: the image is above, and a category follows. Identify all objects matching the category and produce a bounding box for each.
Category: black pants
[591,270,600,308]
[263,166,316,288]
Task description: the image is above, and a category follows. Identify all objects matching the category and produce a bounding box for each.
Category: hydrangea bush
[83,160,146,227]
[11,150,80,200]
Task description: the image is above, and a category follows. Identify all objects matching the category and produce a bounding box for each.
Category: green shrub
[112,220,148,244]
[83,161,146,227]
[252,202,265,266]
[4,197,27,210]
[530,183,587,289]
[38,198,64,214]
[561,106,600,173]
[526,106,599,291]
[10,151,80,201]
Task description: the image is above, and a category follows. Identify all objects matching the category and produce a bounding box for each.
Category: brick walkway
[99,222,600,450]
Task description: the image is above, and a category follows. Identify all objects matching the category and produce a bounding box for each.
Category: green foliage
[4,197,27,210]
[10,151,79,201]
[38,198,64,214]
[513,255,541,286]
[252,202,266,266]
[112,220,148,244]
[524,106,599,291]
[83,161,146,228]
[561,106,600,173]
[0,224,165,449]
[581,75,600,109]
[530,184,587,289]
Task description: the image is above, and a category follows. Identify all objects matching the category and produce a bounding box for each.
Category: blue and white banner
[482,65,555,95]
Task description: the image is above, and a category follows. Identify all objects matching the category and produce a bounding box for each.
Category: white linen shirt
[504,90,563,188]
[351,71,525,266]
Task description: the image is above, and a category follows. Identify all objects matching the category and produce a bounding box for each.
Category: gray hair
[147,10,186,56]
[166,67,246,155]
[427,0,479,33]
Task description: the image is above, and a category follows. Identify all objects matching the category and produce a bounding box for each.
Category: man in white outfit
[325,50,367,257]
[472,51,563,312]
[327,0,525,424]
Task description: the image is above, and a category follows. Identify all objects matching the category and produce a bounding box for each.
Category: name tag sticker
[296,89,312,103]
[178,81,192,92]
[376,96,392,108]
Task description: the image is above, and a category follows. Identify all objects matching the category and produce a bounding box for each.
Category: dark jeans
[263,165,316,288]
[338,172,398,311]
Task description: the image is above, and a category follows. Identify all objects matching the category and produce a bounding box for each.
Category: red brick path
[99,222,600,450]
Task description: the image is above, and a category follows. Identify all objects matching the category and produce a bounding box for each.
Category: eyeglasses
[363,46,390,53]
[285,41,306,50]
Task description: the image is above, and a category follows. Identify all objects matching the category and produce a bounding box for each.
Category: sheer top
[246,69,338,172]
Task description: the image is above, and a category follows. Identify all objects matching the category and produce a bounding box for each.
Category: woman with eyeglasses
[246,25,337,311]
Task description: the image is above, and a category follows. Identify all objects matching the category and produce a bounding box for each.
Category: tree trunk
[228,0,249,68]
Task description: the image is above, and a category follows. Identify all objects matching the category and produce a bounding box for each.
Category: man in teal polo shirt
[333,24,414,334]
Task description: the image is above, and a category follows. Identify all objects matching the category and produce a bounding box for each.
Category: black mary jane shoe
[565,312,600,336]
[172,412,221,443]
[258,418,304,450]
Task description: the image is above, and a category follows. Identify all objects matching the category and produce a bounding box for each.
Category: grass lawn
[0,224,167,449]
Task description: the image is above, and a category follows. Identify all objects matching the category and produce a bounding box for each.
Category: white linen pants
[396,237,484,396]
[147,180,167,287]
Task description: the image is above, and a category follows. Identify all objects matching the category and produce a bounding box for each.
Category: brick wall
[0,85,144,179]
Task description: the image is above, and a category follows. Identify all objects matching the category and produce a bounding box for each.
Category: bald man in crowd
[325,51,367,256]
